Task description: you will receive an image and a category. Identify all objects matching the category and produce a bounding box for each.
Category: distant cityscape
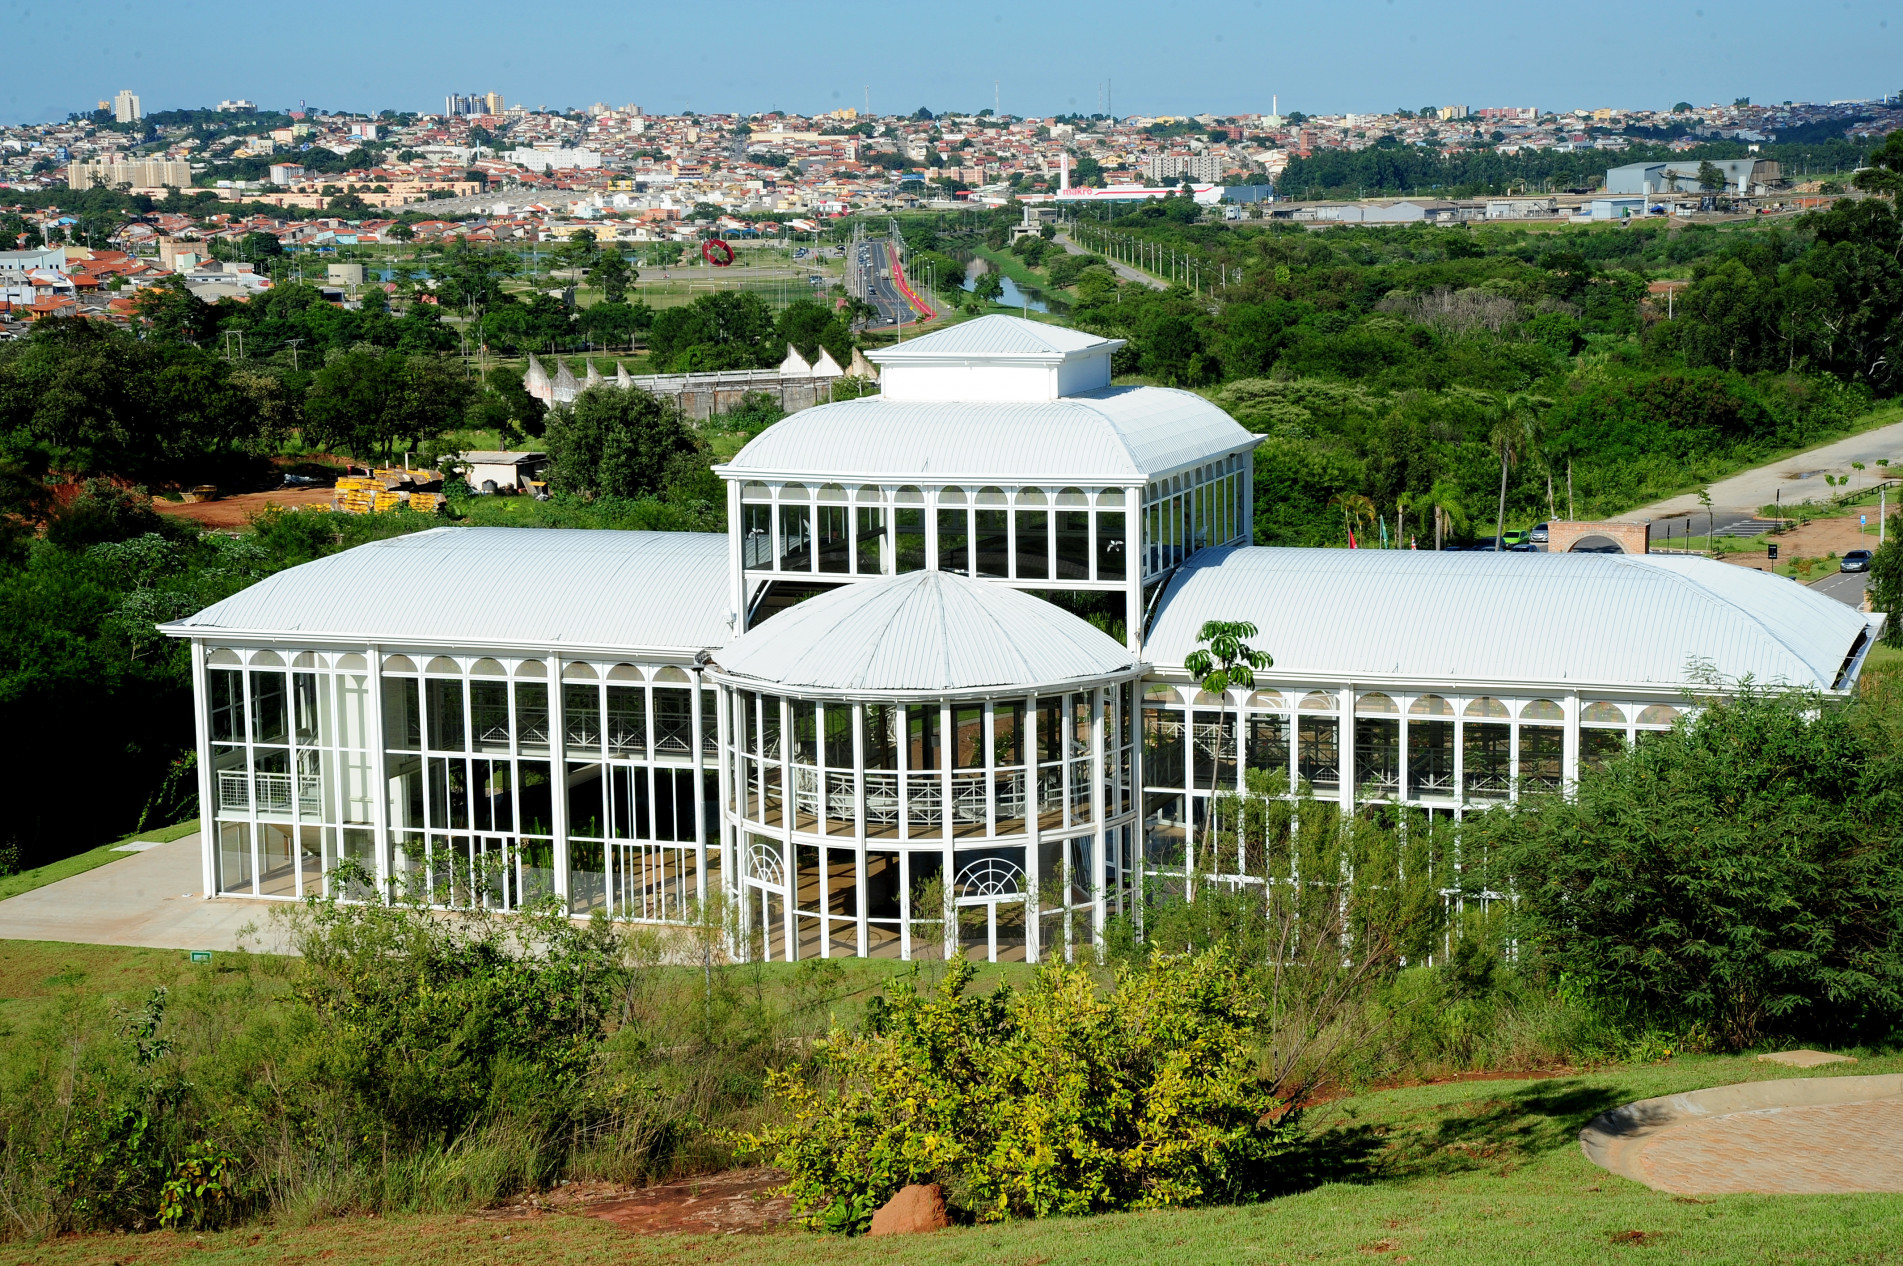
[2,86,1900,328]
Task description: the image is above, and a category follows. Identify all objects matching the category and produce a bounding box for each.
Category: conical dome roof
[714,570,1136,695]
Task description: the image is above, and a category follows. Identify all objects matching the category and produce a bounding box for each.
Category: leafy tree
[302,349,474,460]
[544,384,699,499]
[1696,160,1727,192]
[1477,687,1903,1049]
[1853,128,1903,199]
[132,277,219,345]
[1869,510,1903,646]
[589,248,634,302]
[645,290,778,371]
[971,270,1004,304]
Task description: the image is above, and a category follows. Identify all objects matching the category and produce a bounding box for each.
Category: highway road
[855,238,933,330]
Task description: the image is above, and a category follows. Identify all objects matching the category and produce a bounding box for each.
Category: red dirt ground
[151,487,337,528]
[473,1168,793,1236]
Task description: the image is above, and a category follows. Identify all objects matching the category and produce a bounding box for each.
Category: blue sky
[5,0,1897,125]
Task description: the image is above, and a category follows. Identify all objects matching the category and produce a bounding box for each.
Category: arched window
[1580,701,1625,725]
[514,659,547,678]
[607,663,643,681]
[1409,694,1452,715]
[1465,696,1510,718]
[561,661,598,680]
[1299,690,1336,711]
[1355,692,1398,714]
[1520,699,1564,721]
[426,656,460,675]
[1636,704,1681,726]
[1246,689,1285,710]
[383,654,418,674]
[250,649,284,667]
[471,657,506,677]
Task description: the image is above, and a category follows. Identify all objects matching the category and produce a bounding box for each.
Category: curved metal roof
[163,527,733,655]
[1146,547,1873,693]
[865,314,1118,361]
[720,385,1256,485]
[713,569,1138,696]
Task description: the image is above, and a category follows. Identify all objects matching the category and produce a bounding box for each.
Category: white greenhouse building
[164,316,1883,963]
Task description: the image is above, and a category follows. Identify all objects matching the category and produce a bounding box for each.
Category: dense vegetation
[911,188,1901,544]
[4,684,1899,1242]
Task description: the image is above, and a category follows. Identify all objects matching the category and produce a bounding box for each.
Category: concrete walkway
[1054,231,1166,291]
[1625,416,1903,524]
[1581,1073,1903,1194]
[0,834,289,953]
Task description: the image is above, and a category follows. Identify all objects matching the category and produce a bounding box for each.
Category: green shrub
[1474,687,1903,1049]
[742,950,1298,1231]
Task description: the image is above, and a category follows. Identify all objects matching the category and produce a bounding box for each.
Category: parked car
[1530,522,1550,544]
[1508,541,1538,552]
[1500,529,1530,547]
[1841,549,1874,573]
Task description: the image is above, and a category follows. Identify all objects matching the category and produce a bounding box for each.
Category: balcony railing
[220,770,320,814]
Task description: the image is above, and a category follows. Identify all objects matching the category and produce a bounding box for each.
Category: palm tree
[1184,620,1273,878]
[1490,393,1548,549]
[1330,492,1377,547]
[1424,480,1468,551]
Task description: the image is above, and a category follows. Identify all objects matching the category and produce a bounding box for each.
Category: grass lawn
[0,822,196,905]
[8,1048,1900,1265]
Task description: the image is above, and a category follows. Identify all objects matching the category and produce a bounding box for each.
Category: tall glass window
[975,488,1010,578]
[778,495,812,572]
[1015,491,1048,579]
[937,503,970,575]
[895,487,926,572]
[1056,488,1090,580]
[855,487,884,574]
[816,498,850,574]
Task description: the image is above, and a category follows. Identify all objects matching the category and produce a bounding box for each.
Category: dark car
[1841,549,1873,573]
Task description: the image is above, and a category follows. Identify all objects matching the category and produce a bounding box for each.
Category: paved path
[0,835,286,953]
[1624,416,1903,524]
[1054,232,1166,290]
[1581,1073,1903,1195]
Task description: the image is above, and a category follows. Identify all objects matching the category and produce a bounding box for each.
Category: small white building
[460,451,547,493]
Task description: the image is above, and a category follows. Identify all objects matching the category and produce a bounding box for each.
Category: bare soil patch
[152,487,336,528]
[473,1167,793,1237]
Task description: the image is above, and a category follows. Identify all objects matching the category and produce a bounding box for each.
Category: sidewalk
[1625,415,1903,521]
[0,834,289,953]
[1054,232,1166,291]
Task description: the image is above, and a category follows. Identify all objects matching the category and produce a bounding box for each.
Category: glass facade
[723,677,1141,964]
[735,478,1213,589]
[1140,685,1685,895]
[206,649,714,916]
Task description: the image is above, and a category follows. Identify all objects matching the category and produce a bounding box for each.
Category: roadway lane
[1808,568,1871,608]
[858,239,932,329]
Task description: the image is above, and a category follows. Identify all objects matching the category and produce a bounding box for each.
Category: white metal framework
[164,316,1883,963]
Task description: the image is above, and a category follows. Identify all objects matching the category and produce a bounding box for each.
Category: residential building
[113,89,141,124]
[67,158,193,190]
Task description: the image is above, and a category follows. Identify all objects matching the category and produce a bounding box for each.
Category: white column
[780,695,795,961]
[728,478,745,631]
[366,643,390,898]
[940,698,954,960]
[690,665,708,907]
[550,657,569,903]
[1026,692,1042,964]
[853,700,868,958]
[1090,686,1107,952]
[1564,691,1581,796]
[191,639,215,899]
[1337,686,1355,817]
[712,676,732,919]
